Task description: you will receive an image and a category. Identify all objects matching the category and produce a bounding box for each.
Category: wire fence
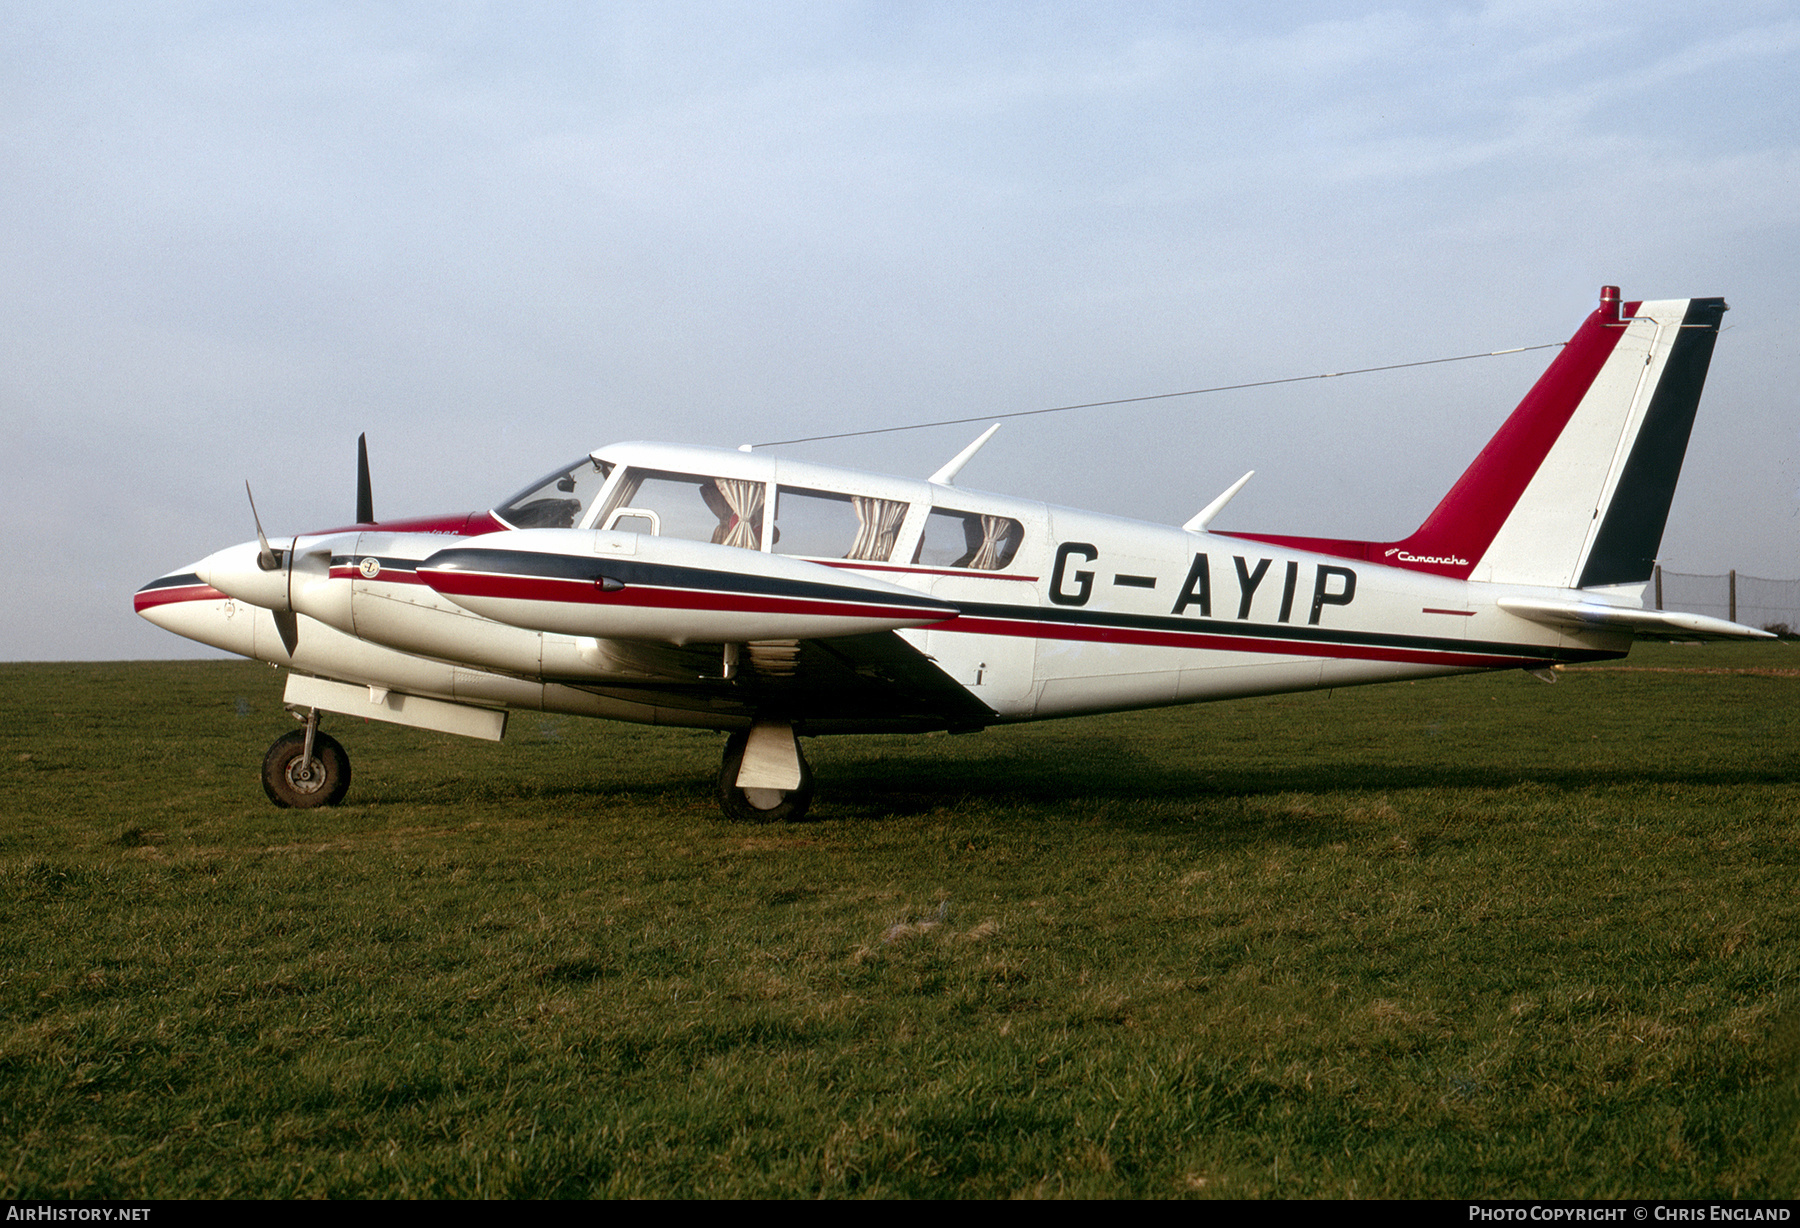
[1654,568,1800,635]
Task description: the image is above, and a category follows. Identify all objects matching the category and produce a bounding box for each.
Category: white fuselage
[139,440,1626,737]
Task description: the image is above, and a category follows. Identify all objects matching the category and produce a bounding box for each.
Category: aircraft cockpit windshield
[492,458,614,529]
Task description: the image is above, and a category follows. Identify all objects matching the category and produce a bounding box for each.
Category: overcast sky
[4,1,1796,660]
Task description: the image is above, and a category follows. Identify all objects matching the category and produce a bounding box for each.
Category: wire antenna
[753,342,1564,449]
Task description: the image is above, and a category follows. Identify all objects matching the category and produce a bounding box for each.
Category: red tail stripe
[1223,300,1637,580]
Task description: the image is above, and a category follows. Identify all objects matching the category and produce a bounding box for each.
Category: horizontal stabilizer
[1497,597,1775,642]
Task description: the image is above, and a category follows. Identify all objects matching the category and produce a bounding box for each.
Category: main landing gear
[716,723,813,823]
[262,708,351,808]
[253,708,810,822]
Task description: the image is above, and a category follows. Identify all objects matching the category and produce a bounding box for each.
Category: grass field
[1,645,1797,1198]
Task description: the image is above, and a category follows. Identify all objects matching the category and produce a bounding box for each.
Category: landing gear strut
[716,725,813,823]
[262,708,351,808]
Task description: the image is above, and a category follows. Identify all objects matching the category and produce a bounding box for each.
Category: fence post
[1729,569,1737,623]
[1654,564,1663,611]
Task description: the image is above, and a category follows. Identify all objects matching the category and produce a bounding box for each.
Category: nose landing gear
[262,708,351,808]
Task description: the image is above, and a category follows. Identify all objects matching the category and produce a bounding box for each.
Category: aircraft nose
[195,539,291,611]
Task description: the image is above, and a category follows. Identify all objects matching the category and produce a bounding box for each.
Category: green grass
[1,644,1796,1197]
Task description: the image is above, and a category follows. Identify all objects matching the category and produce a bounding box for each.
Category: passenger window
[773,488,909,562]
[913,509,1024,570]
[598,470,766,549]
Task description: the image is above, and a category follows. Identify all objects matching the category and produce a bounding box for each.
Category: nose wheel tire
[262,729,351,809]
[716,731,813,823]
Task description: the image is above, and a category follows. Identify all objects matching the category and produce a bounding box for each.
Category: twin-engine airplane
[137,288,1770,821]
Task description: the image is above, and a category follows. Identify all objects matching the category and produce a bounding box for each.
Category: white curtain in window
[849,496,907,561]
[969,515,1011,570]
[715,479,764,550]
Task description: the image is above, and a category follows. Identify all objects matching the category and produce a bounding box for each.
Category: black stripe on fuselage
[138,572,204,592]
[330,554,420,572]
[421,548,956,614]
[1577,297,1727,588]
[344,555,1602,664]
[939,599,1617,664]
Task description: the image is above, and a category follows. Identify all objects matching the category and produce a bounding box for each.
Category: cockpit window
[913,509,1024,570]
[597,469,767,550]
[493,457,614,530]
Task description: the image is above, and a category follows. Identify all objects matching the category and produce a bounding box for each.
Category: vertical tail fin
[1562,298,1726,588]
[1224,287,1728,590]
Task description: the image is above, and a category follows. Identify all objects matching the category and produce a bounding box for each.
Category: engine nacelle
[417,529,960,644]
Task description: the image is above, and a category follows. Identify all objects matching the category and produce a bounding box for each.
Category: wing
[548,631,996,734]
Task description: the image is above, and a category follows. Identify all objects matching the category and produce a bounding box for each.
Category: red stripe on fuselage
[304,511,507,537]
[814,559,1040,583]
[133,583,228,612]
[421,569,950,624]
[929,614,1549,670]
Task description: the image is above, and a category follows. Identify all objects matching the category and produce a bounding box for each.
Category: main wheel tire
[262,730,351,809]
[716,731,814,823]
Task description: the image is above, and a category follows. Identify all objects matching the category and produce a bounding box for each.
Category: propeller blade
[356,433,375,525]
[245,482,282,572]
[273,610,300,656]
[245,482,298,653]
